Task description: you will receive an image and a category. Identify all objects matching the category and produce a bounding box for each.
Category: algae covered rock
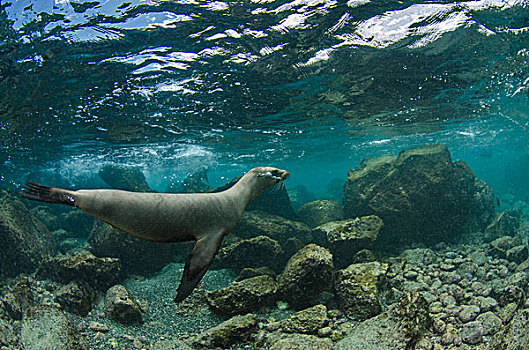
[314,216,382,268]
[278,304,329,334]
[104,284,143,324]
[334,261,388,320]
[36,252,122,290]
[484,211,519,239]
[234,211,312,244]
[192,313,258,348]
[343,144,495,247]
[257,333,332,350]
[296,200,343,228]
[54,280,95,317]
[487,308,529,349]
[214,235,284,273]
[277,244,333,309]
[88,221,173,274]
[2,278,35,320]
[206,275,277,316]
[21,306,88,350]
[1,191,56,276]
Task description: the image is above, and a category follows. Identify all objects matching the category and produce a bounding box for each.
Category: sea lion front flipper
[174,230,224,302]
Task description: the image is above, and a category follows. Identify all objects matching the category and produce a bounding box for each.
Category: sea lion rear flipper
[174,230,224,302]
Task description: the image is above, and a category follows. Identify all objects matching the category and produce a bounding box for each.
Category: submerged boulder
[334,261,388,320]
[313,216,382,268]
[277,244,334,310]
[343,144,495,247]
[21,306,88,350]
[36,252,122,290]
[0,191,56,276]
[206,275,278,316]
[54,280,95,317]
[296,200,343,228]
[88,221,174,274]
[191,313,259,348]
[234,211,312,245]
[104,284,143,325]
[277,304,329,334]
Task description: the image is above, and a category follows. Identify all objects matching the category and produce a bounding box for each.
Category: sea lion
[20,166,289,302]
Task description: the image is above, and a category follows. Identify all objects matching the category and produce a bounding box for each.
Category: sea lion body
[20,166,289,301]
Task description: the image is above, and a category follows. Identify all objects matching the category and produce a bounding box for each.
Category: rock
[2,277,34,320]
[236,267,276,282]
[489,235,522,259]
[485,211,519,238]
[296,200,343,228]
[278,304,329,334]
[1,191,56,276]
[314,216,382,268]
[288,185,318,210]
[214,235,284,273]
[151,339,194,350]
[206,275,277,316]
[21,306,88,349]
[458,305,480,323]
[36,252,122,290]
[343,144,495,247]
[351,249,376,263]
[476,311,501,336]
[277,244,334,309]
[88,321,109,332]
[213,177,296,219]
[488,309,529,350]
[191,313,258,348]
[58,238,83,255]
[233,211,312,244]
[460,321,483,344]
[0,318,18,348]
[335,261,388,320]
[257,333,332,350]
[104,285,143,325]
[98,165,152,192]
[88,221,173,274]
[54,281,95,317]
[506,245,529,264]
[336,291,431,349]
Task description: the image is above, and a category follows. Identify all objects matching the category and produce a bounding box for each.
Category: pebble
[475,296,498,312]
[432,318,446,334]
[89,321,110,333]
[318,326,333,337]
[460,321,483,344]
[404,270,418,280]
[476,311,502,336]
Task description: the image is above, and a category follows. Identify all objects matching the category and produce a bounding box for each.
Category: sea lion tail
[19,182,76,207]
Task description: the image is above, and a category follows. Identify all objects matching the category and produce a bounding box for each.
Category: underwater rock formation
[487,308,529,349]
[334,261,388,320]
[54,280,95,317]
[21,306,88,350]
[343,144,496,247]
[98,165,152,192]
[214,235,284,273]
[484,211,519,239]
[276,304,329,335]
[277,244,333,310]
[206,275,278,316]
[1,191,56,276]
[234,211,312,245]
[313,216,383,269]
[104,284,143,325]
[36,252,122,290]
[191,313,258,348]
[88,221,174,274]
[296,200,343,228]
[1,278,34,321]
[335,291,431,349]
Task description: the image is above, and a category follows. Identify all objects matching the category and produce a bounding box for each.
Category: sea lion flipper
[174,231,224,302]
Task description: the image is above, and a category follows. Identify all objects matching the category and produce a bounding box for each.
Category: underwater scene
[1,0,529,348]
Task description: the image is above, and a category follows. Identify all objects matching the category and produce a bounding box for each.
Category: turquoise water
[1,0,528,200]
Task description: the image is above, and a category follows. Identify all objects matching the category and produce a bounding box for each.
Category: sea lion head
[253,166,289,184]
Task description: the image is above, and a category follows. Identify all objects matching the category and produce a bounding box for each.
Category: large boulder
[487,308,529,349]
[334,261,388,320]
[343,144,495,247]
[214,235,284,273]
[0,191,56,276]
[233,211,313,244]
[296,200,343,228]
[36,252,122,290]
[191,313,259,348]
[313,216,382,268]
[88,221,174,274]
[104,284,143,325]
[277,304,329,334]
[206,275,278,316]
[21,306,88,350]
[277,244,334,310]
